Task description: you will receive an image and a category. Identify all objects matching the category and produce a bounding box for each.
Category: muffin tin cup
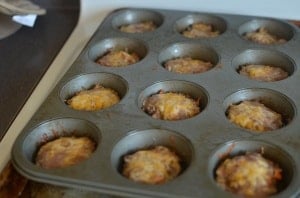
[111,129,194,181]
[89,37,148,67]
[11,7,300,198]
[223,88,296,131]
[238,18,295,44]
[138,80,209,119]
[232,49,296,80]
[175,14,227,38]
[158,42,219,73]
[208,139,299,197]
[60,72,128,110]
[112,9,163,33]
[12,118,101,179]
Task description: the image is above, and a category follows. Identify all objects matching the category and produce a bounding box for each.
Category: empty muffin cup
[209,140,296,197]
[89,37,147,67]
[175,14,226,38]
[60,72,128,111]
[223,88,295,132]
[138,80,209,120]
[159,43,219,74]
[238,19,294,44]
[233,49,295,82]
[112,9,163,33]
[111,129,193,184]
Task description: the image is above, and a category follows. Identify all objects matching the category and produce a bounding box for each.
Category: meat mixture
[227,100,283,132]
[182,22,220,38]
[244,28,286,45]
[119,21,157,33]
[164,57,214,74]
[36,136,96,169]
[142,91,200,120]
[216,152,283,197]
[67,84,120,111]
[122,146,181,184]
[96,50,140,67]
[239,64,288,82]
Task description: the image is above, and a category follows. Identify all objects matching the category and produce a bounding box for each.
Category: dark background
[0,0,79,139]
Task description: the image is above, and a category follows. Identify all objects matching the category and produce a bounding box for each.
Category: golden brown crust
[164,57,213,74]
[96,50,140,67]
[122,146,181,184]
[244,28,286,45]
[119,21,157,33]
[239,64,288,82]
[182,22,220,38]
[227,101,283,132]
[67,84,120,111]
[36,136,96,169]
[216,153,282,197]
[142,92,200,120]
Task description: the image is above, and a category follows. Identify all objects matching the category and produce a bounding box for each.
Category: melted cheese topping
[119,21,157,33]
[96,50,140,67]
[122,146,181,184]
[182,22,220,38]
[67,85,120,111]
[244,28,286,45]
[36,137,96,169]
[164,57,213,74]
[143,92,200,120]
[227,101,283,132]
[239,64,288,82]
[216,153,282,197]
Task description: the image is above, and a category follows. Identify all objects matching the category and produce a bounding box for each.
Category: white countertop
[1,0,300,172]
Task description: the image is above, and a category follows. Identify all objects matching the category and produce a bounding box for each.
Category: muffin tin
[12,8,300,198]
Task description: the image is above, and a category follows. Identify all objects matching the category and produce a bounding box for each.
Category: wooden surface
[0,163,28,198]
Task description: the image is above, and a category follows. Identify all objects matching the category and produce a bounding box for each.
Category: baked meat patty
[122,146,181,184]
[36,136,96,169]
[182,22,220,38]
[216,152,282,197]
[67,84,120,111]
[244,28,286,45]
[164,57,214,74]
[239,64,288,82]
[119,21,157,33]
[227,100,283,132]
[142,91,200,120]
[96,50,140,67]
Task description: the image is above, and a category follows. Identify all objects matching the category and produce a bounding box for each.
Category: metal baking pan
[11,8,300,198]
